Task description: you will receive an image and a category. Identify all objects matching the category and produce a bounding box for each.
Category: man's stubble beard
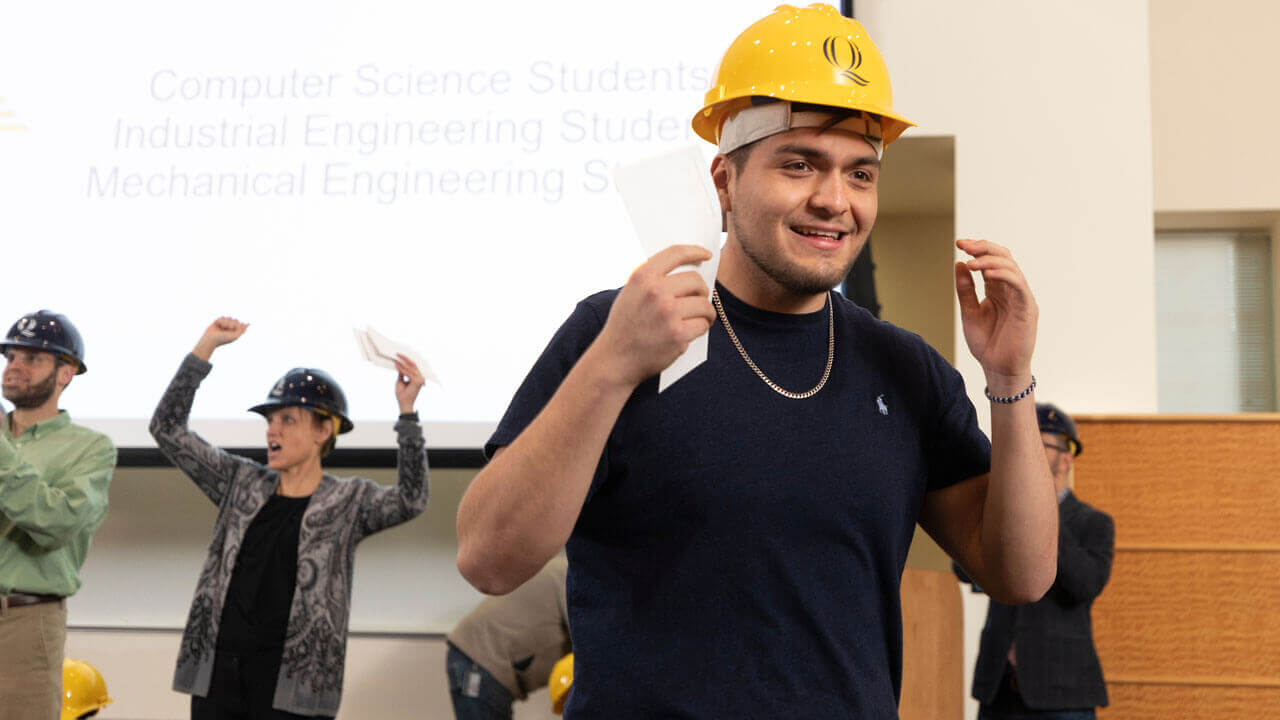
[730,211,863,296]
[2,368,58,409]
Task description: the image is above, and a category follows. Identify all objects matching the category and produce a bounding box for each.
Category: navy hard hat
[249,368,353,434]
[1036,402,1081,456]
[1,310,88,374]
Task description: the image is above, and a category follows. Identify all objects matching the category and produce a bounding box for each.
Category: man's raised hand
[954,238,1038,394]
[594,244,716,389]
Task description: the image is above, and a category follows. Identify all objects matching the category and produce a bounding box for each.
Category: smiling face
[264,406,332,471]
[713,126,880,308]
[2,348,72,409]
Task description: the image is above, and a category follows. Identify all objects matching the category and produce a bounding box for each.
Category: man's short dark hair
[726,142,755,174]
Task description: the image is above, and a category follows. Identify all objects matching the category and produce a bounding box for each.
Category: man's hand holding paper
[593,245,716,391]
[612,146,722,391]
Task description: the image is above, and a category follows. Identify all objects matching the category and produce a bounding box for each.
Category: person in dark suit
[957,403,1115,720]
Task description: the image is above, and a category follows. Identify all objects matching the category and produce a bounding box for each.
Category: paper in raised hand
[613,146,722,392]
[353,325,442,386]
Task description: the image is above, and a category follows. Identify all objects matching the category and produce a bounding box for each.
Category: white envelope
[613,146,722,392]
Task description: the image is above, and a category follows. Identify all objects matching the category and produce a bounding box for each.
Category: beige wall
[873,213,957,365]
[1151,0,1280,212]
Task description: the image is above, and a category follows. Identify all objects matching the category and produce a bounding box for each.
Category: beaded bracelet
[984,375,1036,404]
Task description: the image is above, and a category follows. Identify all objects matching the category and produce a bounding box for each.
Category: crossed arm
[0,432,114,549]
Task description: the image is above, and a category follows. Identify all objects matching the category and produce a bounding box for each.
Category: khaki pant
[0,598,66,720]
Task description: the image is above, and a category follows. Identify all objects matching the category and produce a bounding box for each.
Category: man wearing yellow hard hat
[459,4,1058,717]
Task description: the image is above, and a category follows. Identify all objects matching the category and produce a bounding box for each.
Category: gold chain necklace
[711,289,834,400]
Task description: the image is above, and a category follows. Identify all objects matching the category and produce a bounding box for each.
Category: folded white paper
[613,146,722,392]
[353,328,378,364]
[353,325,442,386]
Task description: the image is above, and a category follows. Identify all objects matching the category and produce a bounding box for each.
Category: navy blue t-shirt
[487,283,991,718]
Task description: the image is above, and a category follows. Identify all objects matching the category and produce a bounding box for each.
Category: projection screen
[1,0,779,449]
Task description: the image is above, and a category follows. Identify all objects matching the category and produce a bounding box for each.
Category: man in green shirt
[0,310,116,720]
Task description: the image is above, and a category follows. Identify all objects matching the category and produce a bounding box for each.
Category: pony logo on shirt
[876,394,888,415]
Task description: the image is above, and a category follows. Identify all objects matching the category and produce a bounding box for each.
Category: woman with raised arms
[150,316,428,719]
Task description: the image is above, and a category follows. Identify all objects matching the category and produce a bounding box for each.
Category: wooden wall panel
[1074,419,1280,549]
[1093,551,1280,680]
[1100,683,1280,720]
[1073,416,1280,720]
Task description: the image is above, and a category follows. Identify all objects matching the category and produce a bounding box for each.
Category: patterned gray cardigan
[150,354,428,716]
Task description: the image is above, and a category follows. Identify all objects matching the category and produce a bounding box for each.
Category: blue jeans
[979,709,1096,720]
[446,644,515,720]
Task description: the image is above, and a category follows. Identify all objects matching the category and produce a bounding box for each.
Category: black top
[488,284,991,719]
[216,493,311,654]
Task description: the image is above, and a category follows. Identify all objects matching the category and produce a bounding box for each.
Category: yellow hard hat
[548,652,574,715]
[693,3,914,148]
[62,658,112,720]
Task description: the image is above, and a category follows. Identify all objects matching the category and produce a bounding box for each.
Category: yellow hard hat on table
[693,3,914,153]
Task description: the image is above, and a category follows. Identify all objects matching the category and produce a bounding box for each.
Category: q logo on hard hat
[822,36,869,87]
[17,317,36,337]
